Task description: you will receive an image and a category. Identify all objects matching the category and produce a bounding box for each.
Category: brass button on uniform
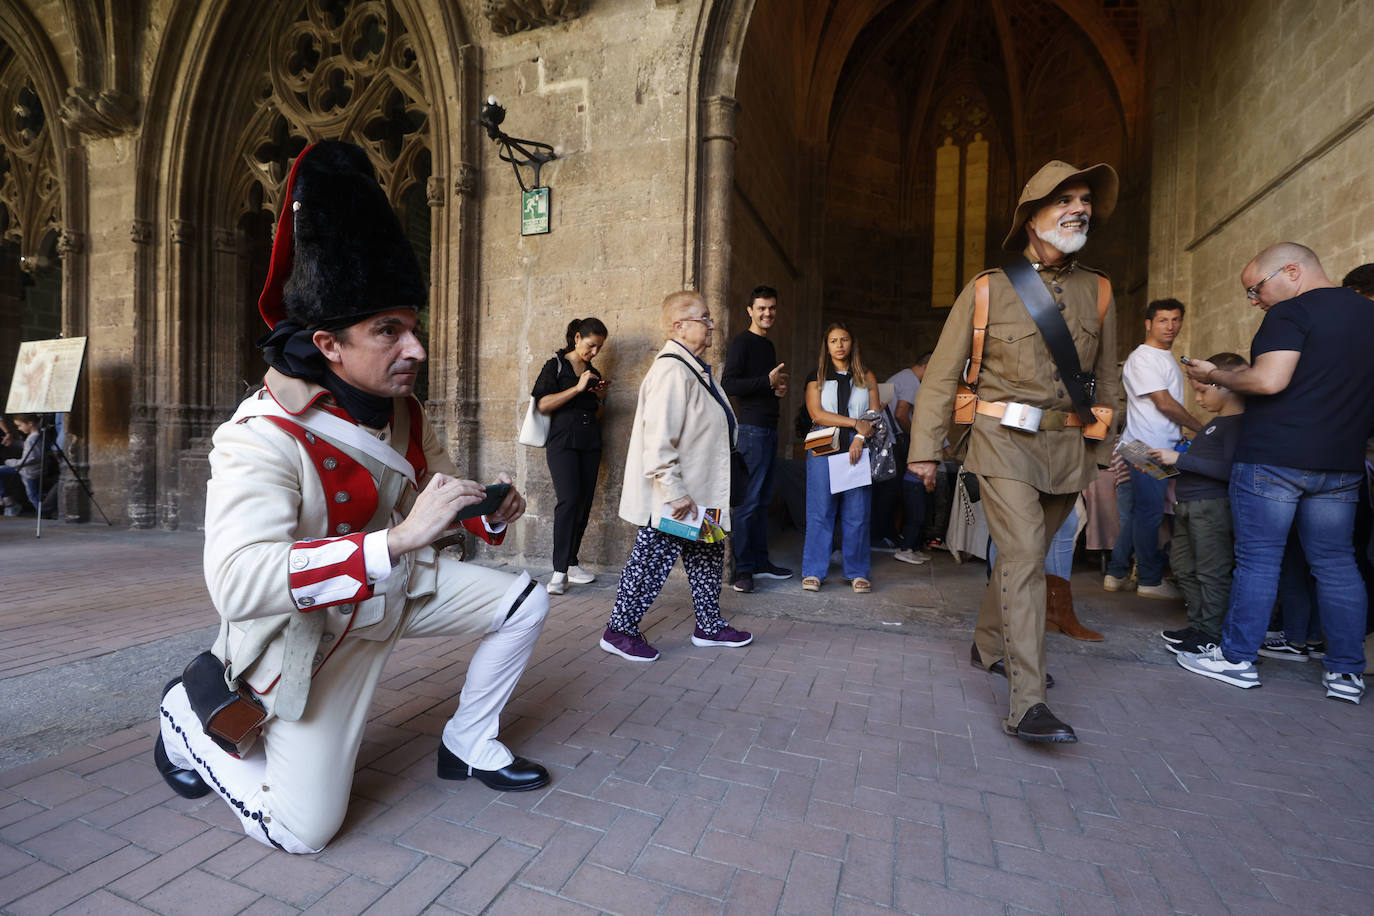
[298,596,315,607]
[323,457,338,471]
[334,491,350,503]
[336,523,352,534]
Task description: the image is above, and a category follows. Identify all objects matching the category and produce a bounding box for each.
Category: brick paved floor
[3,520,1374,914]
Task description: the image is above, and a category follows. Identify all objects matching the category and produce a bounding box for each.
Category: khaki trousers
[973,475,1076,730]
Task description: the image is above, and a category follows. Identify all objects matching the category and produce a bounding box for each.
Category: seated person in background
[1150,352,1247,655]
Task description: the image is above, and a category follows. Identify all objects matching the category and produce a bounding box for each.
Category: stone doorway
[702,0,1150,410]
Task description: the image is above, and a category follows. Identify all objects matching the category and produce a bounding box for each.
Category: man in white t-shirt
[1104,298,1200,598]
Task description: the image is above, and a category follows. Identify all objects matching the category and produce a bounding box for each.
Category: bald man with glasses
[1175,243,1374,704]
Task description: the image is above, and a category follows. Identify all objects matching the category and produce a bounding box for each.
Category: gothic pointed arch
[131,0,478,528]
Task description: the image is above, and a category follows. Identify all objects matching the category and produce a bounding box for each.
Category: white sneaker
[1103,573,1136,592]
[1324,671,1365,704]
[546,572,567,595]
[1137,580,1182,600]
[893,548,930,565]
[1176,645,1260,688]
[567,566,596,585]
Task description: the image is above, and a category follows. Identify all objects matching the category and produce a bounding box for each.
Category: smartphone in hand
[1179,355,1192,365]
[454,483,512,522]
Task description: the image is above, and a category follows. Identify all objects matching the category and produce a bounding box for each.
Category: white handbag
[518,398,550,447]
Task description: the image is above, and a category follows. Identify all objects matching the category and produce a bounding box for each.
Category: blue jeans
[731,425,778,574]
[1222,463,1366,673]
[802,452,870,580]
[988,508,1077,578]
[1108,468,1167,585]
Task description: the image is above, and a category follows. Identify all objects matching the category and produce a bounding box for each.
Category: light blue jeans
[802,451,871,580]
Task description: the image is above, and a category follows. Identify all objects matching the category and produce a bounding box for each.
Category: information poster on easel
[6,337,86,413]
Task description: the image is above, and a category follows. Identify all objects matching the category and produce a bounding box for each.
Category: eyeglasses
[679,315,715,328]
[1246,266,1286,301]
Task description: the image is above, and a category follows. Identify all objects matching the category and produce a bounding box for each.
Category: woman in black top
[533,317,610,595]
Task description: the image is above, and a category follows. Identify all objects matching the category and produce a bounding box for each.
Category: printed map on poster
[5,338,87,413]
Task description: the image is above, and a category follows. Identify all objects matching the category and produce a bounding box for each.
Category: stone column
[698,95,740,313]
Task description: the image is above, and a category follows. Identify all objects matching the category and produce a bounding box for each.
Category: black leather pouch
[182,650,267,753]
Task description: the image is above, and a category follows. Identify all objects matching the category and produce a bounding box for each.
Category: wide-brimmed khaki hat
[1002,160,1119,253]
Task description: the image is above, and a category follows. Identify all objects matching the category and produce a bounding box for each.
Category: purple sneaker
[599,628,660,662]
[691,625,753,648]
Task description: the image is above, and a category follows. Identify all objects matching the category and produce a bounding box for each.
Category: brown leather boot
[1045,574,1104,641]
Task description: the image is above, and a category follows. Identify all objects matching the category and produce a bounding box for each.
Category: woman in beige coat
[599,290,753,662]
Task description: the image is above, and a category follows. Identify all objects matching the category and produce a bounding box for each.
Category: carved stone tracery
[0,58,63,268]
[484,0,586,36]
[224,0,433,230]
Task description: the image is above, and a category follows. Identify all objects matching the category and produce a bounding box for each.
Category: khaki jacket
[618,340,736,530]
[909,257,1122,494]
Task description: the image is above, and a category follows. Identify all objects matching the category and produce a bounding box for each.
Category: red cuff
[287,532,375,610]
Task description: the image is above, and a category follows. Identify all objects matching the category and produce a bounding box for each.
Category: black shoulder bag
[1002,256,1098,425]
[657,352,749,507]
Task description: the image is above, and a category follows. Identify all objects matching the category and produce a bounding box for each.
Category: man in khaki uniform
[908,161,1122,743]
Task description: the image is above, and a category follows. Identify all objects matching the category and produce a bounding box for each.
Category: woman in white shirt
[801,323,880,592]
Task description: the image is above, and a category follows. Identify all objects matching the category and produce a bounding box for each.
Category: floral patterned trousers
[608,526,729,638]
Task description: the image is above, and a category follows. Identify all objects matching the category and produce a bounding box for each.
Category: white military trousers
[161,562,546,853]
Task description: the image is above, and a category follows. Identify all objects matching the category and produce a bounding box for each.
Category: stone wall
[1150,0,1374,376]
[466,0,709,569]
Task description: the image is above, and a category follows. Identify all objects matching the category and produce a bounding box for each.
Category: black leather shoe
[437,743,550,791]
[970,643,1054,688]
[155,677,211,799]
[1004,703,1077,743]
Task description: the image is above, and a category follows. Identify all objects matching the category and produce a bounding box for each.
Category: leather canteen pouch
[953,384,977,425]
[1082,405,1114,441]
[182,650,267,753]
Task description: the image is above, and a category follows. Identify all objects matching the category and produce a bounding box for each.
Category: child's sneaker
[1257,638,1309,662]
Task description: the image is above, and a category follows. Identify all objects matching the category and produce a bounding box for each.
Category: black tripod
[33,416,111,537]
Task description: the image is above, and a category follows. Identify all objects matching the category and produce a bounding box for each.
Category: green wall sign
[521,187,550,235]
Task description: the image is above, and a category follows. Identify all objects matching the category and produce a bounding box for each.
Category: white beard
[1034,221,1089,255]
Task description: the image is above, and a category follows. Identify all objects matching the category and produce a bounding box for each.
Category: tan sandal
[802,576,821,592]
[852,577,871,593]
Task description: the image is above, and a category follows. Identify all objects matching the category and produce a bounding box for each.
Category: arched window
[930,93,991,306]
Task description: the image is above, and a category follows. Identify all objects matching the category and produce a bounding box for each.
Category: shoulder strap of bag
[964,275,990,386]
[657,352,734,424]
[1003,256,1097,424]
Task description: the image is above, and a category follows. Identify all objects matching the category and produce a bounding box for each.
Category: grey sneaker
[893,548,931,565]
[1103,573,1136,592]
[545,572,567,595]
[1324,671,1364,704]
[1177,645,1260,688]
[567,565,596,584]
[599,628,660,662]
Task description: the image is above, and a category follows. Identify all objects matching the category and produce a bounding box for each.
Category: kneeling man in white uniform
[154,140,549,854]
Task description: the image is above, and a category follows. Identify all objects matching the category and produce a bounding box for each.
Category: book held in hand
[804,426,841,456]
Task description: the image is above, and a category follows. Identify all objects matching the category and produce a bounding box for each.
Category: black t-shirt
[721,330,781,428]
[1236,286,1374,471]
[531,354,602,450]
[1176,413,1242,502]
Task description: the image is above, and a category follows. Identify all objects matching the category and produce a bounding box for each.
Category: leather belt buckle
[999,402,1043,433]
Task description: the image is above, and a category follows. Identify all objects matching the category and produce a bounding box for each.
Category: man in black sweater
[722,285,792,592]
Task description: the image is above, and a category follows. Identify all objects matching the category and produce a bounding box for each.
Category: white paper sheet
[827,452,873,493]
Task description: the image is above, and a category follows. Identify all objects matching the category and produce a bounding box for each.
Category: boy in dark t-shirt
[1149,353,1247,654]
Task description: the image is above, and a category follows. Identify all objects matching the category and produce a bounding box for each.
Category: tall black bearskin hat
[258,140,426,330]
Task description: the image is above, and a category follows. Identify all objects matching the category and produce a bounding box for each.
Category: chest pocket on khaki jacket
[988,321,1041,382]
[1067,314,1101,365]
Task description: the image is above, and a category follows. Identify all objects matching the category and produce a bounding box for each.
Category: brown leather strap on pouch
[953,276,990,425]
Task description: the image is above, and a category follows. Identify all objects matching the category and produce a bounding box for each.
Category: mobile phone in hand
[454,483,512,522]
[1179,355,1192,365]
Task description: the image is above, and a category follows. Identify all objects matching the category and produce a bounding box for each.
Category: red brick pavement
[4,521,1374,913]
